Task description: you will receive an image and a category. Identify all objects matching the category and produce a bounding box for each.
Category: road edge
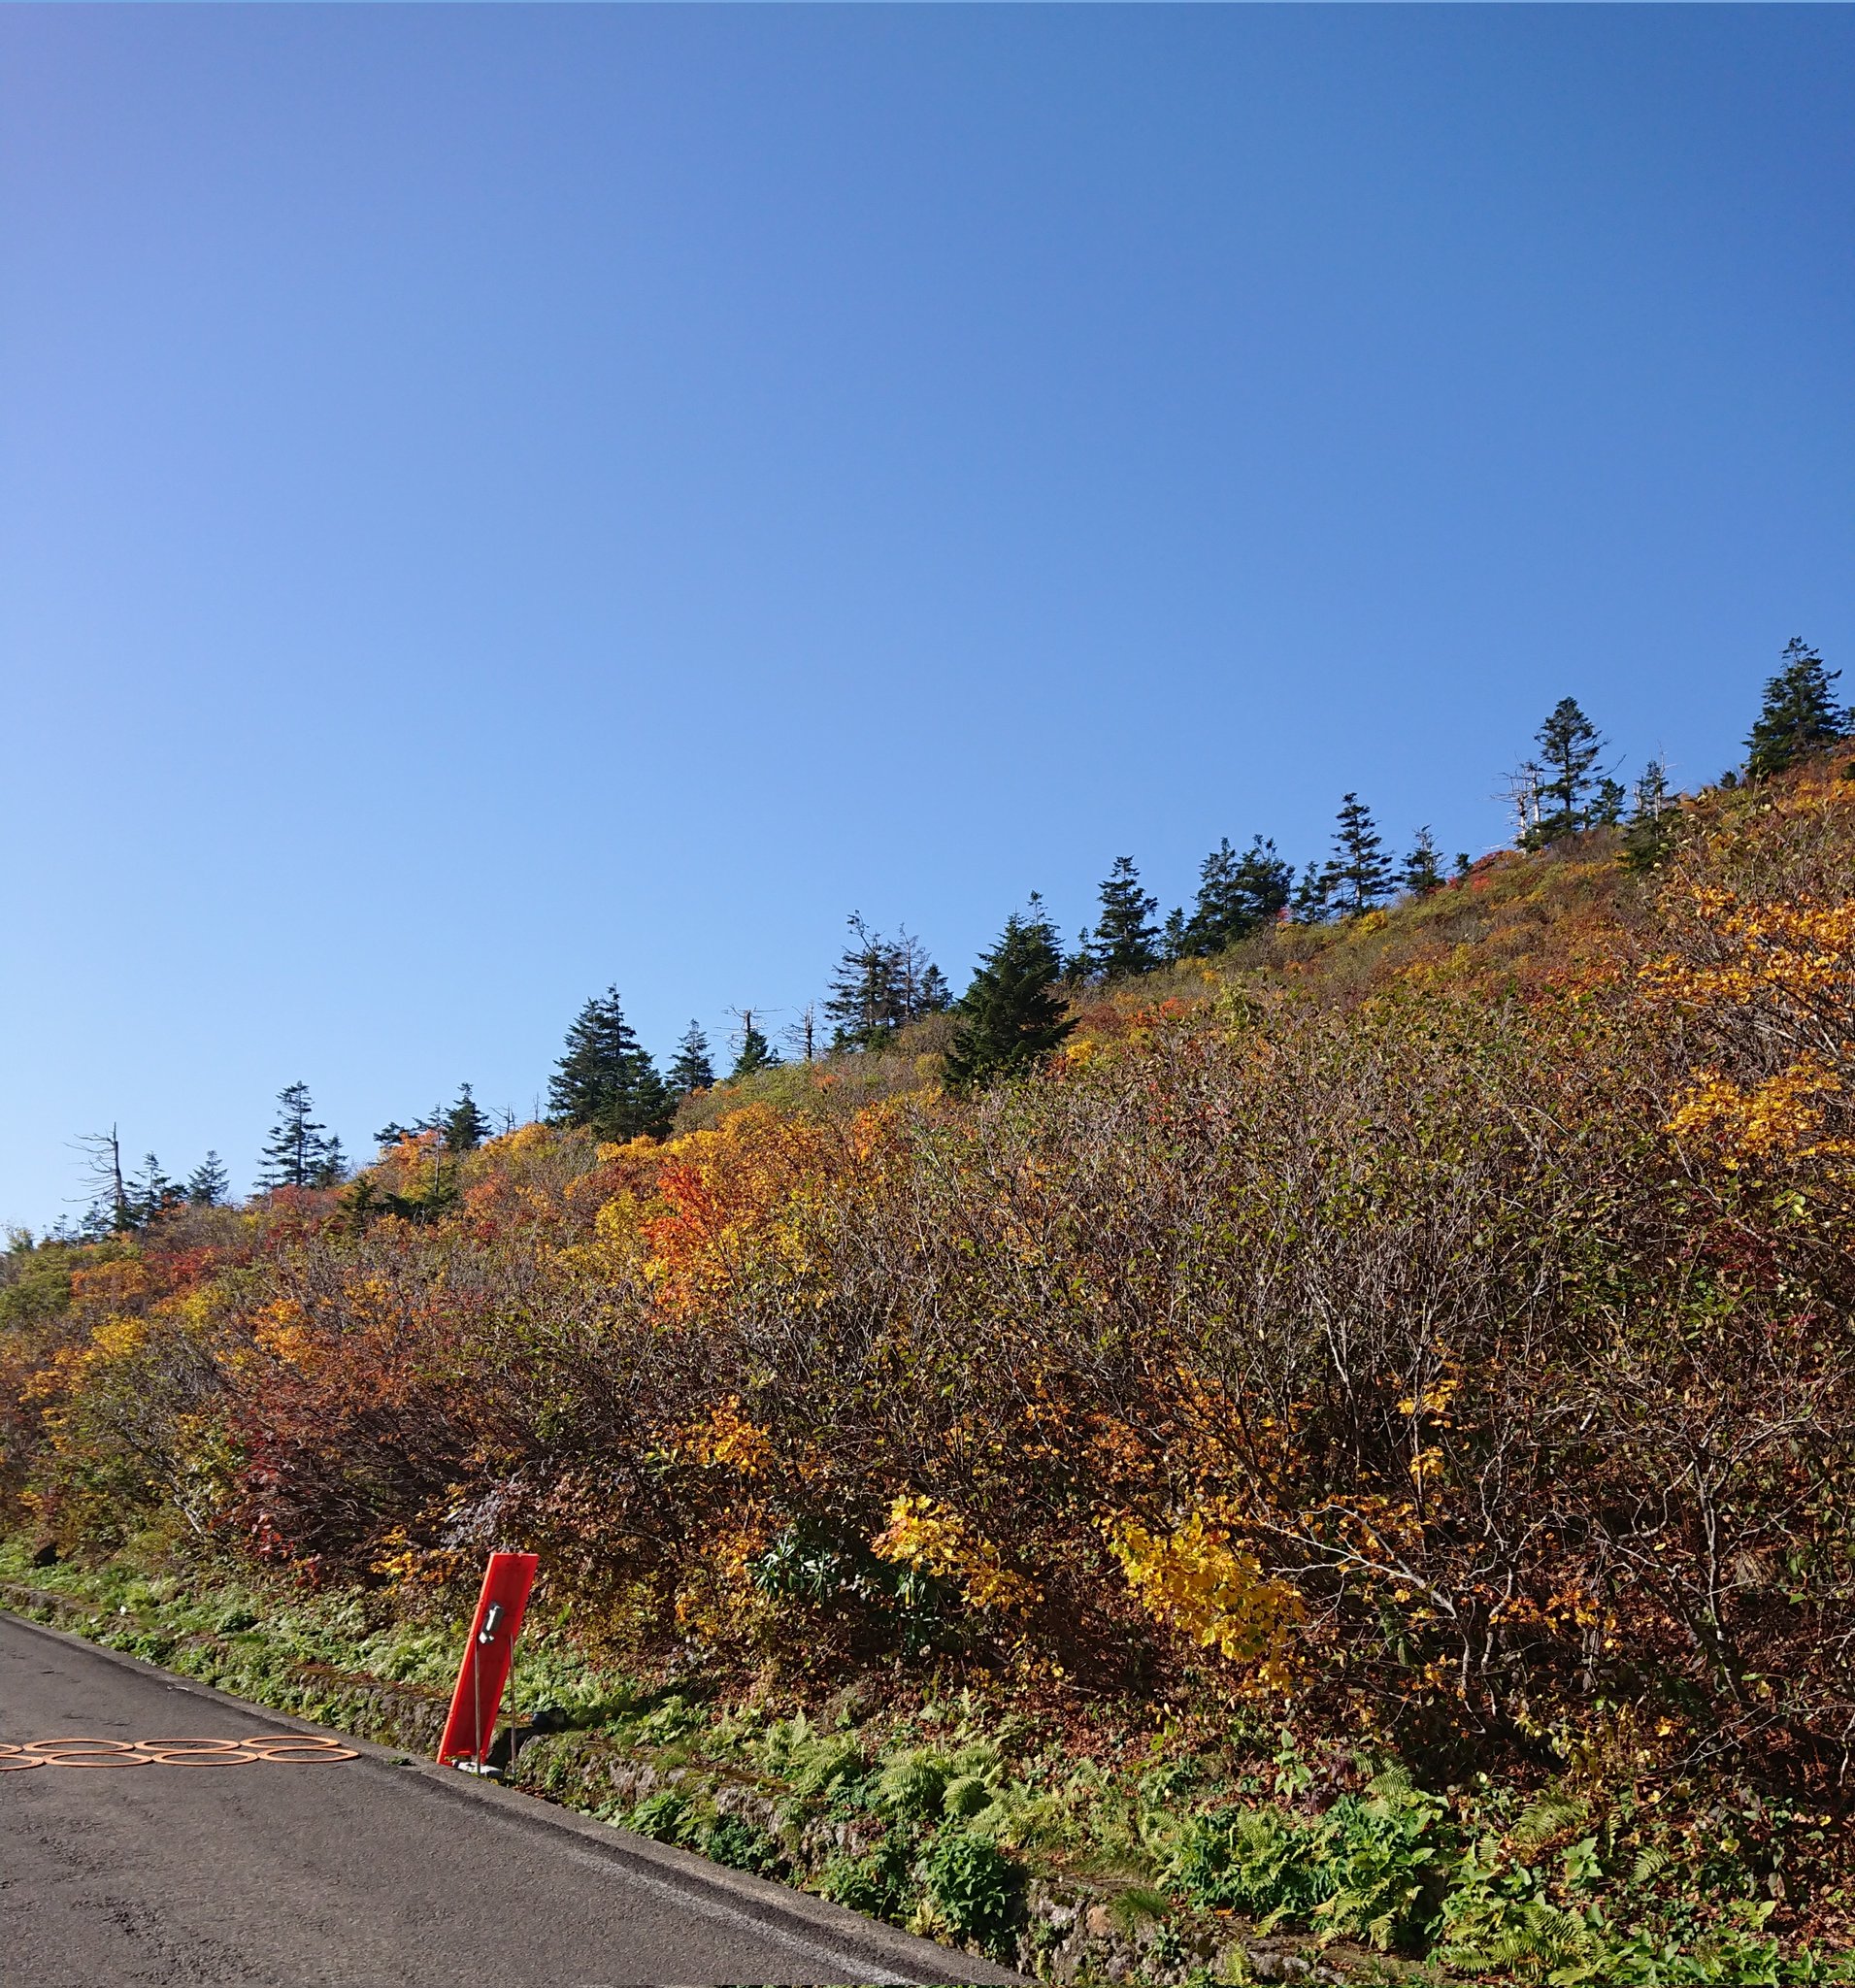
[2,1607,1026,1987]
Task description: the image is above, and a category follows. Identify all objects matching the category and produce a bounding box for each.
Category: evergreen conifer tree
[824,916,946,1049]
[1328,795,1396,916]
[1088,857,1160,977]
[826,914,897,1049]
[444,1083,489,1153]
[1621,757,1677,874]
[1526,698,1606,844]
[1632,758,1671,823]
[126,1153,182,1227]
[259,1082,337,1189]
[1181,837,1293,953]
[731,1011,781,1079]
[944,896,1075,1089]
[1745,639,1847,779]
[547,988,673,1142]
[186,1151,230,1208]
[668,1023,715,1096]
[1290,861,1336,924]
[1402,826,1444,897]
[313,1136,348,1189]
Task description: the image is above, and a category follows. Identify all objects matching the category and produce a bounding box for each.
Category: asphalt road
[1,1612,1019,1987]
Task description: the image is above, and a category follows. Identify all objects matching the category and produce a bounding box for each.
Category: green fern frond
[1510,1788,1588,1854]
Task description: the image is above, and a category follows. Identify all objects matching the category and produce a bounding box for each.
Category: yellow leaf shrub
[685,1397,772,1477]
[1104,1508,1303,1686]
[1667,1054,1852,1164]
[872,1493,1039,1612]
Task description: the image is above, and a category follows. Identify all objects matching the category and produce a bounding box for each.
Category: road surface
[1,1611,1019,1986]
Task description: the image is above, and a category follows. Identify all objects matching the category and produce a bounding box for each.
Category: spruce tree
[669,1022,715,1096]
[1182,836,1293,953]
[313,1136,348,1189]
[824,916,946,1049]
[1527,698,1606,844]
[1402,826,1444,897]
[186,1150,230,1208]
[126,1153,182,1227]
[547,988,673,1142]
[826,914,897,1049]
[944,896,1075,1089]
[1290,861,1336,924]
[1089,857,1160,977]
[1745,639,1846,779]
[917,963,953,1013]
[1328,794,1396,916]
[1621,757,1677,874]
[444,1083,489,1153]
[1632,757,1671,823]
[259,1082,337,1189]
[731,1011,781,1079]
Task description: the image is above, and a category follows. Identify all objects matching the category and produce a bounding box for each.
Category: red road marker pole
[438,1551,539,1771]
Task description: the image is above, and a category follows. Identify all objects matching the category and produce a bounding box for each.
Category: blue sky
[2,6,1849,1226]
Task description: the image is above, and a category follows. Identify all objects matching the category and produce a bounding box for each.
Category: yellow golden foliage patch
[1104,1508,1303,1689]
[872,1493,1040,1612]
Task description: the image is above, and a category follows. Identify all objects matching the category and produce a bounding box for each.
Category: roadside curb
[2,1607,1027,1986]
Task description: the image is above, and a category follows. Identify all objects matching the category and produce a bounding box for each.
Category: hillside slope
[6,758,1855,1979]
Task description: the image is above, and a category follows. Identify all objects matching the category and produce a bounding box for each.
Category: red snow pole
[438,1551,539,1772]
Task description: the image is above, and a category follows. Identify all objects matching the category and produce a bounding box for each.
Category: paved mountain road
[1,1612,1020,1986]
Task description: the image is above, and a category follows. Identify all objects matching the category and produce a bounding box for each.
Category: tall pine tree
[444,1083,489,1153]
[1745,639,1846,779]
[547,988,672,1142]
[1402,826,1444,897]
[731,1011,781,1078]
[1087,857,1160,977]
[668,1022,715,1095]
[1525,698,1606,844]
[259,1082,339,1190]
[1621,757,1677,874]
[825,916,946,1049]
[186,1150,230,1208]
[1290,860,1336,925]
[126,1153,182,1227]
[944,896,1075,1089]
[1180,837,1293,953]
[1328,795,1396,916]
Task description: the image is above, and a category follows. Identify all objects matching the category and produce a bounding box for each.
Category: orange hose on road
[19,1739,151,1767]
[0,1734,359,1768]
